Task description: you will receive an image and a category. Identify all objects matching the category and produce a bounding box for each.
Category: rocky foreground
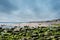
[0,26,60,40]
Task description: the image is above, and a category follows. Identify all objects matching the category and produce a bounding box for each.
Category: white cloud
[0,0,60,22]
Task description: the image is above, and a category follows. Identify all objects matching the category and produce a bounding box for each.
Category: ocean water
[0,22,28,24]
[0,22,20,24]
[0,22,28,29]
[0,22,20,29]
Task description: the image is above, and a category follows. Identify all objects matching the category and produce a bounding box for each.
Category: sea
[0,22,28,29]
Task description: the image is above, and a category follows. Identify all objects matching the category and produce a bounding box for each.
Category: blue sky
[0,0,60,22]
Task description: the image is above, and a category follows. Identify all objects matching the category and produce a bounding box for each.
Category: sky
[0,0,60,22]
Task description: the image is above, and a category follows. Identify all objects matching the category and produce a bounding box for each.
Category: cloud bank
[0,0,60,22]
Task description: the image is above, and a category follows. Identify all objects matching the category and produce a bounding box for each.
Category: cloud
[0,0,60,22]
[0,0,17,13]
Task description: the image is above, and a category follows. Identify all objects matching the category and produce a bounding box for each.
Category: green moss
[0,26,60,40]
